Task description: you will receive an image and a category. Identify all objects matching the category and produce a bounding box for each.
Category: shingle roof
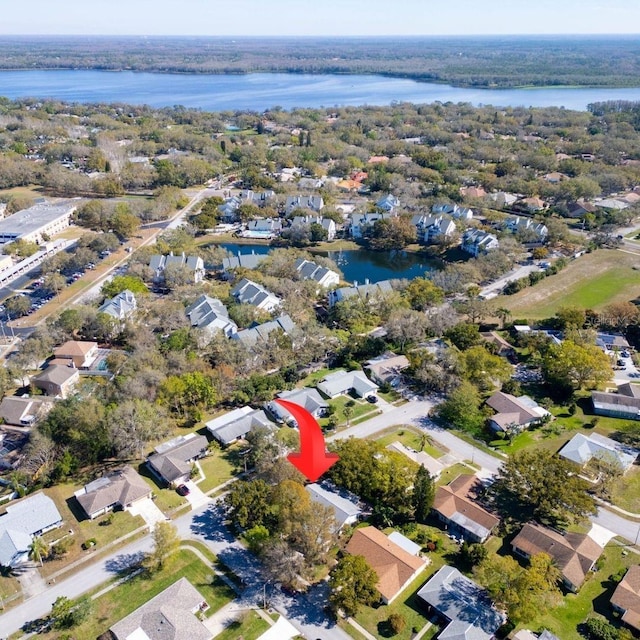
[433,475,499,541]
[0,396,52,426]
[32,365,79,386]
[75,466,151,518]
[99,290,137,320]
[512,523,603,590]
[110,577,210,640]
[305,483,361,529]
[232,315,295,347]
[206,407,274,445]
[345,526,426,602]
[317,369,378,398]
[147,435,208,483]
[417,566,505,640]
[53,340,98,358]
[486,392,548,429]
[271,387,328,419]
[558,433,638,471]
[611,565,640,631]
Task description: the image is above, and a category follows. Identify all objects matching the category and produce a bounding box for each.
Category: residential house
[232,315,296,348]
[31,365,80,398]
[504,216,548,241]
[148,252,205,284]
[412,214,456,244]
[417,566,505,640]
[317,369,379,399]
[611,565,640,634]
[432,203,473,220]
[480,332,516,359]
[242,218,283,239]
[306,483,362,530]
[558,432,638,472]
[345,526,427,604]
[486,391,550,434]
[433,474,499,543]
[596,332,630,350]
[567,199,597,218]
[368,155,390,164]
[349,212,392,239]
[291,215,337,240]
[0,396,53,427]
[231,278,281,312]
[221,252,267,272]
[298,177,324,190]
[461,229,499,256]
[511,523,603,592]
[268,387,329,423]
[53,340,99,369]
[488,191,519,208]
[592,384,640,421]
[595,198,629,211]
[294,258,340,288]
[543,172,569,183]
[328,279,393,307]
[0,492,63,567]
[218,195,242,222]
[185,294,237,338]
[518,196,546,212]
[375,193,400,212]
[206,406,274,446]
[365,353,410,388]
[98,290,137,321]
[74,466,152,520]
[110,578,210,640]
[147,433,208,486]
[285,194,324,214]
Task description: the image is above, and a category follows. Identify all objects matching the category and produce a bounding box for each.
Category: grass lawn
[517,543,637,640]
[38,484,145,578]
[502,249,640,319]
[214,611,270,640]
[489,429,537,454]
[609,467,640,514]
[197,449,238,493]
[298,367,332,388]
[436,464,475,487]
[374,426,447,459]
[36,549,236,640]
[319,395,376,428]
[136,464,186,514]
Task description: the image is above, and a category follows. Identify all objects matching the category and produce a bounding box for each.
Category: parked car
[366,395,379,404]
[176,484,190,496]
[621,351,631,358]
[618,359,626,367]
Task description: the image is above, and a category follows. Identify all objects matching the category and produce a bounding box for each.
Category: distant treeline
[1,35,640,88]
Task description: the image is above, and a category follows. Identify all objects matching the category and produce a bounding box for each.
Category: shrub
[388,613,406,635]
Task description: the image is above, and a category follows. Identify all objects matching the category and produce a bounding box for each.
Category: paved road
[480,263,543,300]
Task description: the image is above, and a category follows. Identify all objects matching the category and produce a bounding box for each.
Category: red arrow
[275,398,340,482]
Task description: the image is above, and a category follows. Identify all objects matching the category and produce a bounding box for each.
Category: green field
[215,611,270,640]
[503,250,640,319]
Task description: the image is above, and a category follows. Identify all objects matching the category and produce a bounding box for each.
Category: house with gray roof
[306,483,362,530]
[349,212,393,239]
[31,365,80,398]
[221,251,267,272]
[110,577,210,640]
[417,566,505,640]
[185,294,237,338]
[505,216,548,241]
[285,194,324,215]
[328,279,393,307]
[317,369,378,399]
[268,387,329,423]
[0,395,53,427]
[558,432,638,473]
[74,466,151,520]
[291,215,337,240]
[412,214,456,244]
[592,384,640,420]
[294,258,340,288]
[98,289,137,321]
[461,229,499,256]
[486,391,550,435]
[206,406,274,446]
[0,492,63,567]
[232,315,296,348]
[242,218,283,239]
[376,193,400,212]
[231,278,281,312]
[148,252,204,284]
[147,434,208,486]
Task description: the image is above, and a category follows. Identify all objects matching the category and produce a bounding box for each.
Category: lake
[221,243,435,284]
[2,70,640,111]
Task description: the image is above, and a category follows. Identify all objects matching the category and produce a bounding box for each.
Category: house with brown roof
[592,384,640,421]
[74,466,152,520]
[486,391,550,435]
[31,365,80,398]
[433,475,499,543]
[53,340,98,369]
[611,565,640,633]
[147,434,208,487]
[0,396,53,427]
[511,523,603,592]
[345,526,428,604]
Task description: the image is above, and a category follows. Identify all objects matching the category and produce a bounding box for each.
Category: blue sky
[1,0,639,36]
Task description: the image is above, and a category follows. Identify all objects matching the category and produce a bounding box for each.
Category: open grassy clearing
[501,250,640,319]
[196,448,238,493]
[34,549,235,640]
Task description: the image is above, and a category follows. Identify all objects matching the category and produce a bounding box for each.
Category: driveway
[127,497,166,528]
[480,263,543,300]
[184,480,211,510]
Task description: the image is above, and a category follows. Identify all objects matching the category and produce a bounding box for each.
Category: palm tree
[28,536,49,567]
[496,307,512,329]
